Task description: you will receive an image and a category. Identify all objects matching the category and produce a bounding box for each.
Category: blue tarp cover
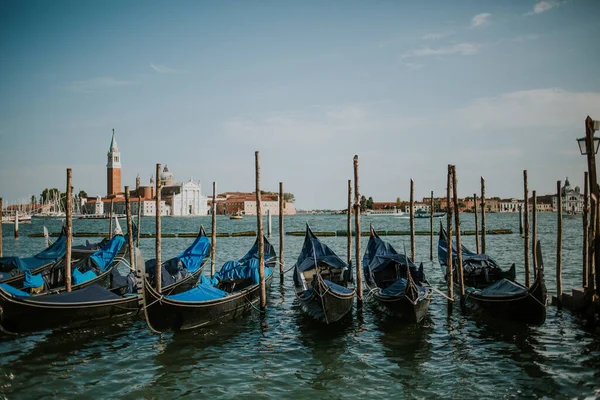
[438,224,501,271]
[23,271,44,289]
[90,235,125,272]
[0,283,30,297]
[296,226,348,273]
[379,278,428,298]
[177,233,210,273]
[166,281,228,301]
[22,284,122,303]
[0,230,67,273]
[73,269,97,285]
[473,278,527,297]
[323,279,354,294]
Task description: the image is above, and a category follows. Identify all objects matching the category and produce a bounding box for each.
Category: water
[1,213,599,399]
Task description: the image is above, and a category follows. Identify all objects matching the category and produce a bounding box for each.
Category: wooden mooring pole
[109,198,114,239]
[211,182,217,276]
[347,180,352,267]
[523,170,530,287]
[519,205,523,236]
[255,151,266,311]
[481,177,486,254]
[474,193,479,254]
[353,155,363,302]
[583,171,589,288]
[556,181,563,307]
[267,209,272,237]
[452,166,465,307]
[532,190,538,278]
[446,165,454,312]
[430,191,434,261]
[125,186,135,272]
[410,179,415,261]
[279,182,285,282]
[136,197,142,247]
[65,168,73,292]
[155,163,162,294]
[14,210,18,239]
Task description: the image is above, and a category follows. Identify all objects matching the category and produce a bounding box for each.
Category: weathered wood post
[136,197,141,247]
[109,198,114,239]
[267,209,272,237]
[583,171,589,288]
[14,210,18,239]
[481,177,486,254]
[255,151,266,310]
[353,155,363,302]
[0,198,2,257]
[584,116,598,296]
[474,194,479,254]
[279,182,285,282]
[125,186,136,272]
[65,168,73,292]
[519,205,523,236]
[347,180,352,267]
[556,181,563,307]
[532,190,538,278]
[155,163,162,293]
[592,195,597,295]
[410,179,415,261]
[452,166,465,306]
[211,182,217,276]
[430,191,434,261]
[523,170,530,287]
[446,165,454,312]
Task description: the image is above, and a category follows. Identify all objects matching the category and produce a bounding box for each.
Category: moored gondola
[0,248,144,335]
[363,225,431,322]
[438,223,546,324]
[144,226,211,295]
[293,225,355,323]
[141,235,277,333]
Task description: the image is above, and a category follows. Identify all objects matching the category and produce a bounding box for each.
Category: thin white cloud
[150,63,184,74]
[525,0,560,15]
[422,31,455,40]
[470,13,491,28]
[403,42,482,58]
[66,76,135,93]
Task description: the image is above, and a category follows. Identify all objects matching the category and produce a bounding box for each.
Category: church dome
[161,165,175,185]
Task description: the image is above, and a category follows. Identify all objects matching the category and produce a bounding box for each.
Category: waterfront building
[106,129,121,197]
[552,177,584,213]
[213,192,296,216]
[500,198,523,213]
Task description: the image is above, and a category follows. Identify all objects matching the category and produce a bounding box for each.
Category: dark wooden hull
[0,289,140,335]
[295,277,355,324]
[142,273,273,333]
[148,259,208,296]
[367,282,432,323]
[462,274,547,324]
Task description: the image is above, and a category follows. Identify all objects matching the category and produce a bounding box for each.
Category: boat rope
[430,285,454,302]
[245,296,267,313]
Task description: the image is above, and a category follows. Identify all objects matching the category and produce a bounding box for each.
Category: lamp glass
[577,136,600,155]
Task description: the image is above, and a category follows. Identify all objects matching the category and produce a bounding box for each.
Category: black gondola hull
[295,278,355,323]
[0,291,140,335]
[367,283,432,323]
[142,273,273,332]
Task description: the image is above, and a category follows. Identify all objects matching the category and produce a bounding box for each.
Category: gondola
[0,247,143,336]
[0,228,68,284]
[438,223,547,324]
[293,225,355,323]
[141,235,277,333]
[144,226,211,295]
[363,225,431,322]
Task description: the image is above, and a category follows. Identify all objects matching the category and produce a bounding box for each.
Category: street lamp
[577,128,600,155]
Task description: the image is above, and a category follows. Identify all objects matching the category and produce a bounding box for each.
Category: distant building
[106,129,121,197]
[500,198,523,213]
[552,177,583,213]
[212,192,296,216]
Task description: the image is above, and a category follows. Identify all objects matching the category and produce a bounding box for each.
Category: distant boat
[229,211,243,220]
[414,210,445,219]
[365,209,405,217]
[78,213,126,220]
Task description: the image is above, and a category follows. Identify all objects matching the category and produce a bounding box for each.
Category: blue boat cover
[73,269,97,285]
[23,271,45,289]
[237,235,277,266]
[177,231,210,273]
[379,278,428,298]
[0,283,30,297]
[323,279,354,294]
[438,223,501,270]
[0,229,68,273]
[215,258,273,284]
[22,284,122,303]
[166,280,228,301]
[295,225,348,273]
[472,279,527,297]
[90,235,125,272]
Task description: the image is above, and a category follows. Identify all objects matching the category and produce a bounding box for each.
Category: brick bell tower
[107,129,122,197]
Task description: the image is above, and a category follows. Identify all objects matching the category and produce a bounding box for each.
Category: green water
[0,213,598,399]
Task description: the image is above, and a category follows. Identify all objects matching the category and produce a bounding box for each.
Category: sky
[1,0,600,209]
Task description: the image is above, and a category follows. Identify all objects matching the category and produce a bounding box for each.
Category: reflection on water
[1,214,600,399]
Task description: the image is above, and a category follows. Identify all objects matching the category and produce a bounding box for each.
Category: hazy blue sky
[1,0,599,209]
